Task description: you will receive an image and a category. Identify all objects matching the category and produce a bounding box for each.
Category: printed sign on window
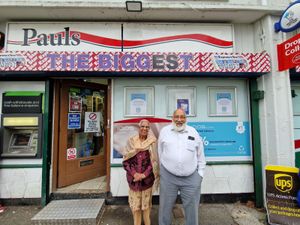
[84,112,100,133]
[67,148,77,160]
[69,95,82,112]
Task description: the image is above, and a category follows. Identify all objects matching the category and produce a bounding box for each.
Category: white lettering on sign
[284,38,300,56]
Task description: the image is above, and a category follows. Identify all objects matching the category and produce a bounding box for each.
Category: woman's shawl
[123,134,159,191]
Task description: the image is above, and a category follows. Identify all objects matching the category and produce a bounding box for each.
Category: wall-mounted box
[1,114,42,158]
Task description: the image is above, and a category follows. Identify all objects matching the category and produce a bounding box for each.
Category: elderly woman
[123,119,159,225]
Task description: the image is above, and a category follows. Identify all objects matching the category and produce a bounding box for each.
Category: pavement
[0,201,267,225]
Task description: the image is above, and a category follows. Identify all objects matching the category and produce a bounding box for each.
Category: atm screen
[11,133,31,147]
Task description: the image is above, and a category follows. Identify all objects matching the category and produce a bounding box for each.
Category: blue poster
[188,121,251,160]
[68,113,81,129]
[177,99,189,115]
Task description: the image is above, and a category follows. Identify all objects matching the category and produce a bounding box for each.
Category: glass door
[58,80,107,187]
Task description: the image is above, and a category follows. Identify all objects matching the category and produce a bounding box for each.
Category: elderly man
[158,109,206,225]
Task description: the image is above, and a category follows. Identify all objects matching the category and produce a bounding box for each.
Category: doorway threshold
[51,176,107,200]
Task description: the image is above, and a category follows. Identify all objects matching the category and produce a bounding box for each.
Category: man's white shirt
[158,124,206,177]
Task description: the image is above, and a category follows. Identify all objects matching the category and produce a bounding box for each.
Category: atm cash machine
[0,92,43,158]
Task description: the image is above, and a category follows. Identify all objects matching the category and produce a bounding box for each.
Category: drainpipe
[250,78,264,208]
[41,80,53,206]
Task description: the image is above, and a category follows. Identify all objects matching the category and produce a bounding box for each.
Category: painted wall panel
[0,168,42,198]
[233,24,255,53]
[123,23,233,53]
[111,165,254,196]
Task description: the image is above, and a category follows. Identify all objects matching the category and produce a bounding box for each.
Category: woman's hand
[133,173,146,182]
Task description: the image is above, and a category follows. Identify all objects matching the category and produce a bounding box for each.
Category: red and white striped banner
[0,51,270,73]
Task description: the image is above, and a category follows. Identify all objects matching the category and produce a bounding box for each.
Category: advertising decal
[112,119,251,163]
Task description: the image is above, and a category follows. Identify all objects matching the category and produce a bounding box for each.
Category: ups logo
[274,174,293,192]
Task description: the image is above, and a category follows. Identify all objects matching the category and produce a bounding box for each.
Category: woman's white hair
[139,119,150,127]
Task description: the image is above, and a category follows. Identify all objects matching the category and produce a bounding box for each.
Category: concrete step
[31,199,104,225]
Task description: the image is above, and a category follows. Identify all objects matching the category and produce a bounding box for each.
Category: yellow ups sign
[274,174,293,193]
[265,165,300,225]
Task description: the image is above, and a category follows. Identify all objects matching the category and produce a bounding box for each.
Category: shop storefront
[0,22,270,205]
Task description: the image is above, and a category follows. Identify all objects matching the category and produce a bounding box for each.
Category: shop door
[58,80,107,187]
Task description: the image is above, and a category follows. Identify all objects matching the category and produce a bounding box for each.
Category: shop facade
[0,1,295,208]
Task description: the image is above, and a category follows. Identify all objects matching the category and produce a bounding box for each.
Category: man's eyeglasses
[173,115,186,119]
[140,126,150,129]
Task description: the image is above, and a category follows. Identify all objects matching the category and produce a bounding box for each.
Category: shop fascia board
[0,2,286,23]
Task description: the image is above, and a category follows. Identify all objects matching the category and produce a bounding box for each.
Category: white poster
[130,93,147,115]
[84,112,100,133]
[216,92,233,115]
[67,148,77,160]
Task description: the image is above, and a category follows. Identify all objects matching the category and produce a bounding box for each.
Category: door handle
[107,119,110,129]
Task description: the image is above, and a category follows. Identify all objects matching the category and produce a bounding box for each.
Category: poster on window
[168,86,196,116]
[216,92,233,115]
[69,95,82,112]
[125,87,154,117]
[177,99,190,115]
[189,121,251,161]
[208,87,237,116]
[112,117,171,164]
[84,112,101,133]
[130,93,147,115]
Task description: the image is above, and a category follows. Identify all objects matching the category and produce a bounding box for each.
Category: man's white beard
[172,122,186,132]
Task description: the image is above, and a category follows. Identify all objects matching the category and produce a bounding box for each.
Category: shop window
[208,86,237,117]
[124,86,154,117]
[167,86,196,117]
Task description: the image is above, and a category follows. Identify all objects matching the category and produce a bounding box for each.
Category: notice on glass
[177,99,189,115]
[130,93,146,115]
[84,112,101,133]
[69,95,82,112]
[67,148,77,160]
[216,92,232,115]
